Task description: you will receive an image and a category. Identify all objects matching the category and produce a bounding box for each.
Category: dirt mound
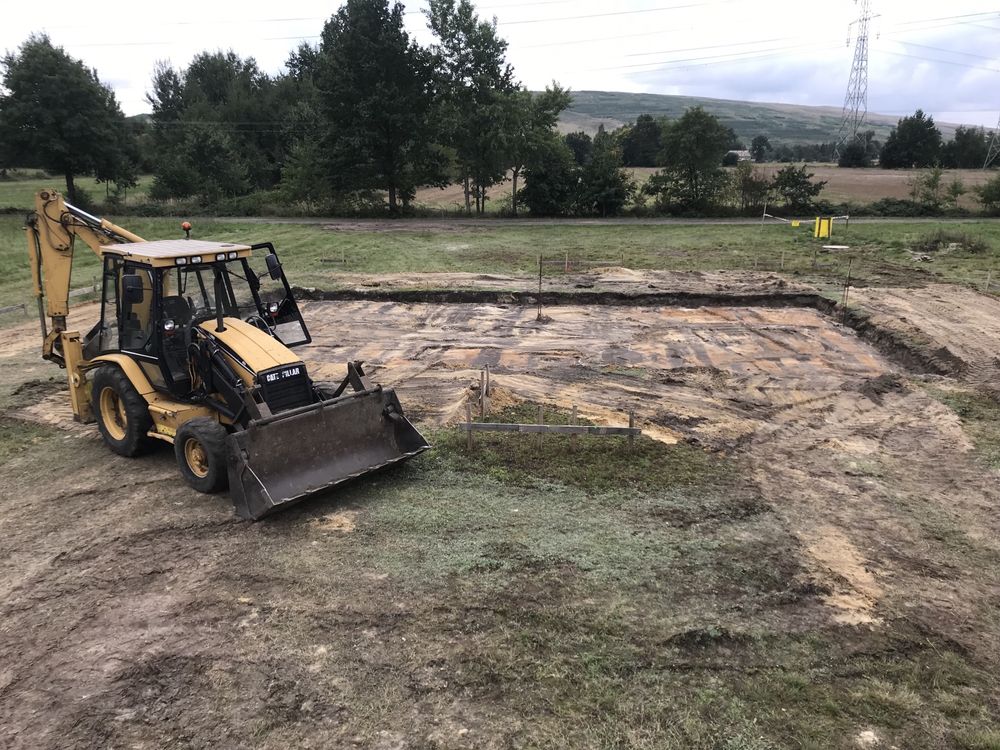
[587,266,642,277]
[9,378,63,406]
[856,373,906,404]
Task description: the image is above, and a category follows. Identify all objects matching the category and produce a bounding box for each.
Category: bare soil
[3,271,1000,747]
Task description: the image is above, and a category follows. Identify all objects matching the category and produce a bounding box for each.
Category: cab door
[118,262,166,388]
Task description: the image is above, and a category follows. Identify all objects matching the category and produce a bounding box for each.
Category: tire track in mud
[747,378,1000,651]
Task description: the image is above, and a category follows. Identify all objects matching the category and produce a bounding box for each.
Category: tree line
[0,0,571,215]
[1,2,997,218]
[836,110,994,170]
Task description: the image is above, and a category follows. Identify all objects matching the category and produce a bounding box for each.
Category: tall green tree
[519,133,578,216]
[880,110,942,168]
[731,161,770,213]
[0,34,134,202]
[651,107,731,209]
[750,135,771,163]
[941,126,989,169]
[318,0,445,212]
[577,129,635,216]
[276,43,326,203]
[506,84,571,216]
[146,50,303,202]
[771,165,826,211]
[621,114,663,167]
[564,131,593,166]
[427,0,518,215]
[838,140,871,168]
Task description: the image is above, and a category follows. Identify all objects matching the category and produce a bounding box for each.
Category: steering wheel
[245,314,274,334]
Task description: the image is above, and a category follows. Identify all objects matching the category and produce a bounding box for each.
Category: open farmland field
[4,166,993,216]
[622,165,996,210]
[3,218,1000,748]
[412,165,996,213]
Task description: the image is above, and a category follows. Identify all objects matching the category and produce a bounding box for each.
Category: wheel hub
[184,437,210,478]
[99,387,127,441]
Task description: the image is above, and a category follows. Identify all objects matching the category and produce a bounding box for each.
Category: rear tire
[92,365,154,457]
[175,418,229,493]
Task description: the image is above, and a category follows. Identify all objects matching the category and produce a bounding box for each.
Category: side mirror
[122,274,144,305]
[265,253,282,281]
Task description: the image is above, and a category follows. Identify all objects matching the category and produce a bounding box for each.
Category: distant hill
[558,91,965,145]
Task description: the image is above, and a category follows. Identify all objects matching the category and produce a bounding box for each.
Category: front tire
[175,418,229,493]
[92,365,154,457]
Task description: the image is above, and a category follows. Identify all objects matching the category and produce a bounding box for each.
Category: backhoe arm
[25,189,144,358]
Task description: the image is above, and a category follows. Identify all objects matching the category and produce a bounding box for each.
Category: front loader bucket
[227,387,429,520]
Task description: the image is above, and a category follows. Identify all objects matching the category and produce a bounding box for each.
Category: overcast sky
[2,0,998,127]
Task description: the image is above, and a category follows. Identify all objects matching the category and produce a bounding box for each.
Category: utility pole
[985,113,1000,169]
[836,0,874,154]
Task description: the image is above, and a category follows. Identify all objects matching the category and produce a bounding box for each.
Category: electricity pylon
[837,0,874,152]
[985,113,1000,169]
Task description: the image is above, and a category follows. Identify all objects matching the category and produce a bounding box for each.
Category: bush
[838,141,870,168]
[864,198,935,217]
[771,164,827,211]
[913,229,989,254]
[976,173,1000,214]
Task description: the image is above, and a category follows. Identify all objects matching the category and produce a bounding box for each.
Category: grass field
[0,175,154,213]
[3,214,1000,318]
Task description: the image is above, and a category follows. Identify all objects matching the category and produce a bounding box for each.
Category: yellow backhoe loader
[25,190,428,519]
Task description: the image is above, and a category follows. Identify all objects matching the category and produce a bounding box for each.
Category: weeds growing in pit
[912,229,990,255]
[430,401,732,494]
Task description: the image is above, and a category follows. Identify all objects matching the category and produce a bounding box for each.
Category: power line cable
[879,49,1000,74]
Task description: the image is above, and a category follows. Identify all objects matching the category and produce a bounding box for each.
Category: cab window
[120,264,155,354]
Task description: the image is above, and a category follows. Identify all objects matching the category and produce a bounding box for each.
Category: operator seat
[162,295,193,326]
[161,296,194,392]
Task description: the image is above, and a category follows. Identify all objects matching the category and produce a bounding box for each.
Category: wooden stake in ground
[985,270,993,294]
[537,255,543,321]
[629,411,636,451]
[479,370,486,418]
[841,258,854,323]
[537,405,544,450]
[571,405,578,452]
[465,401,473,451]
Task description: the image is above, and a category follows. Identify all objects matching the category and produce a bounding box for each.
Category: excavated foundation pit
[297,299,890,447]
[4,295,894,449]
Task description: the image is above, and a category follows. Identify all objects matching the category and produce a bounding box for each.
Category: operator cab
[84,239,310,399]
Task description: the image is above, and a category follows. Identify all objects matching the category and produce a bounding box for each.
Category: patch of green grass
[928,387,1000,469]
[956,729,1000,750]
[4,212,1000,323]
[914,229,990,255]
[433,402,729,494]
[0,417,57,461]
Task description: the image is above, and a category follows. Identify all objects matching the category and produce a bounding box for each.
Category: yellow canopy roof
[100,239,253,267]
